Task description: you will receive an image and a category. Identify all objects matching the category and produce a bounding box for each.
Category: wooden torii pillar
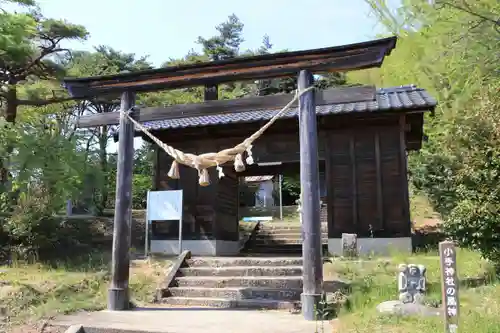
[297,70,322,320]
[62,36,397,316]
[108,91,136,310]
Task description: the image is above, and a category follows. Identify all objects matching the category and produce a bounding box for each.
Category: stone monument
[341,233,358,258]
[398,264,426,304]
[377,263,441,317]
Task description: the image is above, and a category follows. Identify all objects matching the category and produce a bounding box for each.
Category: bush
[410,88,500,267]
[2,187,63,256]
[444,200,500,266]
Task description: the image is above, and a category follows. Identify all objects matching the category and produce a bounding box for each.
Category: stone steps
[158,256,321,310]
[253,238,328,245]
[186,257,303,267]
[255,232,327,238]
[243,222,329,255]
[168,286,302,301]
[256,228,328,234]
[244,244,329,255]
[175,276,304,289]
[179,266,302,277]
[160,296,298,309]
[157,222,334,310]
[258,222,326,227]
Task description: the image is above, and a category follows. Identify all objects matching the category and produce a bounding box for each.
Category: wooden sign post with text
[439,241,460,333]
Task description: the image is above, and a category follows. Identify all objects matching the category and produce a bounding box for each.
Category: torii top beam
[62,36,397,98]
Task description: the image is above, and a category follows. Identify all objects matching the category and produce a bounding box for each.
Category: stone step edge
[161,296,299,309]
[255,232,328,239]
[167,286,304,298]
[180,265,303,271]
[253,237,328,242]
[185,259,304,266]
[253,240,328,243]
[257,229,328,232]
[187,256,303,260]
[168,286,303,292]
[176,276,303,280]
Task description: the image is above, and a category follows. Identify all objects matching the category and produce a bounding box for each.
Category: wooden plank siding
[153,116,413,241]
[325,123,411,238]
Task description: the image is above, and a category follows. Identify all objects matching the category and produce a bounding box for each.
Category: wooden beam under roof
[76,85,376,128]
[62,37,397,98]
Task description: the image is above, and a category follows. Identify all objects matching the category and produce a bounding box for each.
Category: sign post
[439,240,459,333]
[145,190,184,256]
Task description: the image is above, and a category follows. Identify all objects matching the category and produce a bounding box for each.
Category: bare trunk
[97,125,108,215]
[5,84,17,123]
[0,84,17,189]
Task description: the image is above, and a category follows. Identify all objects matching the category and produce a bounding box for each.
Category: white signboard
[145,190,183,256]
[147,190,183,221]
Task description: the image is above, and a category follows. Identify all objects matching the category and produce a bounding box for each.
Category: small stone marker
[439,241,459,333]
[341,233,358,258]
[398,264,426,304]
[377,262,441,317]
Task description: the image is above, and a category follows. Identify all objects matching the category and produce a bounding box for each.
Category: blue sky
[37,0,386,67]
[31,0,387,151]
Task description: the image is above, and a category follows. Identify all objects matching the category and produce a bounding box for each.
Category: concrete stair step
[259,223,327,229]
[168,286,302,301]
[253,238,328,245]
[256,231,328,236]
[246,245,328,254]
[255,233,328,239]
[160,296,298,310]
[179,266,302,277]
[175,276,303,289]
[186,257,302,267]
[258,225,327,231]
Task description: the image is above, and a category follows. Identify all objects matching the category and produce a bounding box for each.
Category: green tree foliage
[358,0,500,263]
[0,0,88,122]
[0,1,88,255]
[66,47,152,214]
[197,14,244,61]
[0,107,86,254]
[132,143,154,209]
[0,0,88,195]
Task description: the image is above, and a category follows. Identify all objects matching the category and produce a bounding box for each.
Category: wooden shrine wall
[324,116,411,238]
[152,114,414,241]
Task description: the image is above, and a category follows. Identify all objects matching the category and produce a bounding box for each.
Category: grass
[2,193,495,332]
[410,191,442,229]
[0,251,172,331]
[323,248,499,332]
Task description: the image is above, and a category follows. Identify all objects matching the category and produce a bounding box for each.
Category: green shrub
[444,201,500,266]
[410,88,500,267]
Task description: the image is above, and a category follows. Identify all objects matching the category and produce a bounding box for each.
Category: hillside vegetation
[351,0,500,265]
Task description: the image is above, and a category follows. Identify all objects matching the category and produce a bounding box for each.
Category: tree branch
[13,47,71,77]
[437,0,500,30]
[16,95,78,106]
[451,18,487,44]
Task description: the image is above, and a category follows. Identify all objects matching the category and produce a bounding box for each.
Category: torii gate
[62,36,397,320]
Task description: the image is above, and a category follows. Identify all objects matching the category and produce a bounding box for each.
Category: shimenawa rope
[121,86,314,186]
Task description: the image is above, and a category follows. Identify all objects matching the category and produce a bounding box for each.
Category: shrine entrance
[62,36,417,318]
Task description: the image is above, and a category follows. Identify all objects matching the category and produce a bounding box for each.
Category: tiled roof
[140,85,436,131]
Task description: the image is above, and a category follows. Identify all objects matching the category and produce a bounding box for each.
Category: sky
[28,0,388,152]
[36,0,386,67]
